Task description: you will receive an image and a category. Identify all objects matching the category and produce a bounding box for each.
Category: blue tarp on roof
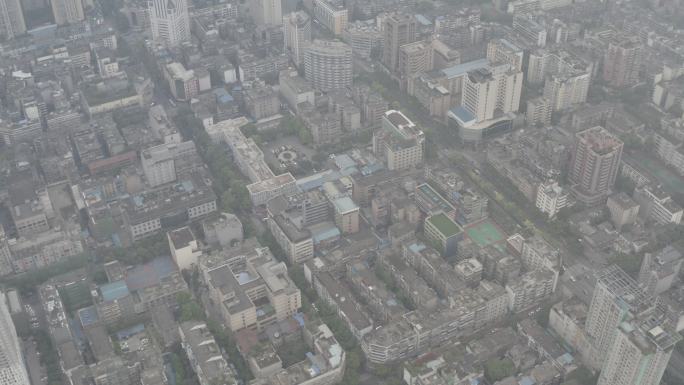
[408,242,427,254]
[558,352,574,365]
[133,195,144,206]
[296,170,341,192]
[333,197,358,213]
[334,154,356,170]
[361,162,383,176]
[442,59,488,79]
[236,271,255,285]
[312,226,341,244]
[100,280,129,302]
[293,312,305,327]
[449,106,476,125]
[415,14,432,25]
[116,323,145,340]
[125,256,177,291]
[112,233,122,247]
[78,306,99,327]
[213,88,234,103]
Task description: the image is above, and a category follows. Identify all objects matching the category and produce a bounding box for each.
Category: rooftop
[273,213,312,243]
[608,192,638,210]
[441,59,489,79]
[426,213,463,237]
[180,321,231,382]
[577,126,623,156]
[123,173,216,223]
[333,196,358,214]
[100,280,130,302]
[81,77,136,106]
[382,110,421,141]
[168,226,196,250]
[596,265,651,311]
[125,256,178,292]
[448,106,476,126]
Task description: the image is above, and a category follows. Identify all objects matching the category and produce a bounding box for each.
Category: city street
[23,340,45,385]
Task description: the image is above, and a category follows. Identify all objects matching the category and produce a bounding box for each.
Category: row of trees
[174,108,252,215]
[315,300,364,385]
[102,232,170,266]
[374,263,417,311]
[287,265,364,385]
[0,252,91,294]
[461,158,584,257]
[484,358,516,383]
[33,329,65,385]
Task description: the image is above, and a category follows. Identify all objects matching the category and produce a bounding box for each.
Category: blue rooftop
[296,170,341,192]
[449,106,476,125]
[133,195,144,207]
[408,242,427,254]
[236,271,256,285]
[213,88,234,103]
[126,256,177,291]
[100,280,130,302]
[312,225,341,244]
[334,197,358,214]
[334,154,356,170]
[558,352,574,365]
[78,306,99,327]
[112,233,122,247]
[415,14,432,25]
[293,312,305,327]
[500,38,520,51]
[361,162,384,176]
[116,323,145,340]
[180,180,194,192]
[441,59,488,79]
[519,377,536,385]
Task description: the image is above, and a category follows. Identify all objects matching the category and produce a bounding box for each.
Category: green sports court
[464,219,506,248]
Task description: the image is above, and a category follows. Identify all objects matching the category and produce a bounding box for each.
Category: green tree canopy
[484,358,516,383]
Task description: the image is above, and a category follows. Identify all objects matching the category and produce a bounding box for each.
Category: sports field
[464,219,505,247]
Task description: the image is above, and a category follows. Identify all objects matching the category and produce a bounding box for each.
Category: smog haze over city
[0,0,684,385]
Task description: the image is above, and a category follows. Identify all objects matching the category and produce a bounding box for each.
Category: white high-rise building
[372,110,425,171]
[598,316,680,385]
[486,38,524,71]
[0,0,26,40]
[312,0,347,36]
[448,60,522,143]
[525,97,552,127]
[535,181,568,218]
[149,0,190,47]
[141,144,177,187]
[51,0,85,25]
[283,11,311,67]
[0,292,30,385]
[527,49,592,111]
[252,0,282,25]
[461,63,523,123]
[543,72,590,111]
[304,39,353,91]
[569,126,623,206]
[585,266,654,364]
